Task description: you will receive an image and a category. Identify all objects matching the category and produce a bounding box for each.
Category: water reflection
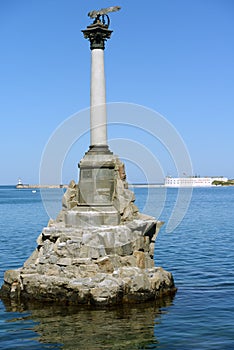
[2,296,175,349]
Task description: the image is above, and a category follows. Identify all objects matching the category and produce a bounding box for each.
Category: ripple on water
[0,186,234,349]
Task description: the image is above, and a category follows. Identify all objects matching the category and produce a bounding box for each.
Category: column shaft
[90,48,107,146]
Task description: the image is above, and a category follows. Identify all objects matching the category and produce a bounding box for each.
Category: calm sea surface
[0,186,234,349]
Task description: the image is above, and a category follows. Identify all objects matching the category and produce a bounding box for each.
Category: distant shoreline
[12,182,234,189]
[129,184,164,188]
[16,184,68,189]
[15,184,164,189]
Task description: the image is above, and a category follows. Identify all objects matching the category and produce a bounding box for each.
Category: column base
[88,145,113,155]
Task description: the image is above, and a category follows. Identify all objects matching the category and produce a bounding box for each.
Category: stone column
[90,48,107,146]
[65,20,120,226]
[82,21,112,149]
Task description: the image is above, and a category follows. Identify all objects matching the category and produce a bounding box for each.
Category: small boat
[32,190,37,193]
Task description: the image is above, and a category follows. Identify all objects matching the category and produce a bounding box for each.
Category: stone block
[131,273,151,292]
[54,241,68,257]
[95,257,114,273]
[57,242,66,248]
[98,230,115,248]
[42,239,54,256]
[4,269,21,284]
[145,254,154,269]
[120,255,136,267]
[58,265,79,279]
[72,258,92,265]
[82,232,93,244]
[90,277,120,303]
[132,235,145,252]
[118,266,139,279]
[79,245,105,259]
[119,242,133,256]
[65,206,120,227]
[79,264,99,278]
[38,257,48,265]
[149,267,174,290]
[66,242,82,258]
[57,258,72,266]
[68,278,93,292]
[133,251,146,269]
[46,265,61,276]
[149,242,155,257]
[48,254,58,264]
[62,180,78,209]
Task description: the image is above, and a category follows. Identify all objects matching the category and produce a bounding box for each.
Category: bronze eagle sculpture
[88,6,121,27]
[88,6,121,19]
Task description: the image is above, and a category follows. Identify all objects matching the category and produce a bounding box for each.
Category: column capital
[82,22,112,50]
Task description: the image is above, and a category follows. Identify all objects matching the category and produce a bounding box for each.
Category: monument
[0,7,176,306]
[65,7,121,227]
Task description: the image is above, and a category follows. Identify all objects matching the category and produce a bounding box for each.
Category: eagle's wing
[99,6,121,15]
[87,10,98,19]
[88,6,121,18]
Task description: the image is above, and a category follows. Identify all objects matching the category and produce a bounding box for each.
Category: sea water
[0,186,234,349]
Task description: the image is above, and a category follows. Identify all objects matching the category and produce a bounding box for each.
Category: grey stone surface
[56,154,142,228]
[0,158,176,306]
[0,215,176,305]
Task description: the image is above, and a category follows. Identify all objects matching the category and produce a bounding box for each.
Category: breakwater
[16,184,68,189]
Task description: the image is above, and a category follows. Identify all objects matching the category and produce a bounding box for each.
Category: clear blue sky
[0,0,233,185]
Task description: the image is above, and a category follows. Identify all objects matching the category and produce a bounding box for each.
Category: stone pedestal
[71,146,119,227]
[65,206,120,227]
[78,147,116,206]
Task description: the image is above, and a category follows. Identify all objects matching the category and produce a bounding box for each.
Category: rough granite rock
[0,159,177,306]
[0,218,176,306]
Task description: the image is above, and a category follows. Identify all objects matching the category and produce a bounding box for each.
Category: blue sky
[0,0,233,185]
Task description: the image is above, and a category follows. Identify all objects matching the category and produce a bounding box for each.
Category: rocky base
[0,266,176,306]
[0,218,176,306]
[1,159,177,306]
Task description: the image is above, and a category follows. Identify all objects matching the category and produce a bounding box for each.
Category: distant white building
[165,176,228,187]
